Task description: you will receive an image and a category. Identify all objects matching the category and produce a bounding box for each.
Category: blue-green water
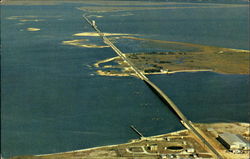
[1,2,249,158]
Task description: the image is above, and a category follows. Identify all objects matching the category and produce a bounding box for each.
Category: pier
[83,15,223,159]
[130,125,144,138]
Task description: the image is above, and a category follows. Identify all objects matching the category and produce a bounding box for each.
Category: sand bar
[73,32,134,37]
[26,28,40,31]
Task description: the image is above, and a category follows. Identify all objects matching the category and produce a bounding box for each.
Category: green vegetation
[96,37,249,76]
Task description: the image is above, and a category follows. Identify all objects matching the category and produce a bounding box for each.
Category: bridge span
[83,15,223,159]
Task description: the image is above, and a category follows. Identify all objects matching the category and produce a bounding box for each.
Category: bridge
[83,15,223,159]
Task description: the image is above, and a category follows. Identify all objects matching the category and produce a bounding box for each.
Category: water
[1,2,249,158]
[150,72,250,122]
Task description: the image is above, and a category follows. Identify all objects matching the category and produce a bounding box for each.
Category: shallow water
[1,2,249,158]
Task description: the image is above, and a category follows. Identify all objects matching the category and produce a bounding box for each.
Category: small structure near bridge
[92,20,96,26]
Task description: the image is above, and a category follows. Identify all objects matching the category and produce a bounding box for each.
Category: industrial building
[217,132,250,151]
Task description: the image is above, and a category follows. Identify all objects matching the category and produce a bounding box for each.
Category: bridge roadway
[83,15,223,159]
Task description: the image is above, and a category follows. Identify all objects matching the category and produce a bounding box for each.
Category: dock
[130,125,144,138]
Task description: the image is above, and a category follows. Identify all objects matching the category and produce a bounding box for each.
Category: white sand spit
[27,28,40,31]
[73,32,133,37]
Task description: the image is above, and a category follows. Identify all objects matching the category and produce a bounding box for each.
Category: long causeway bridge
[83,15,223,159]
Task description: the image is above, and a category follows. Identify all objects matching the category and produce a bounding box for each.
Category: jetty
[130,125,144,138]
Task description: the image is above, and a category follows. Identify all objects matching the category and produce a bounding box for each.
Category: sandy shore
[14,122,249,159]
[77,4,248,13]
[35,129,188,157]
[95,36,249,75]
[62,39,109,48]
[73,32,134,37]
[95,69,214,77]
[26,28,41,31]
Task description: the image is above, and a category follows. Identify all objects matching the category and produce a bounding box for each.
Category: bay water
[1,2,249,157]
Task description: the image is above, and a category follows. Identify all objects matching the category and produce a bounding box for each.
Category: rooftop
[219,132,249,147]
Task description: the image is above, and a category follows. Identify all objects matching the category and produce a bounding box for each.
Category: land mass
[95,36,249,77]
[2,0,248,9]
[10,122,250,159]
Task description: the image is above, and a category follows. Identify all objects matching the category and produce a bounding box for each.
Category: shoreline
[36,129,189,157]
[93,36,249,75]
[95,69,220,77]
[13,122,249,159]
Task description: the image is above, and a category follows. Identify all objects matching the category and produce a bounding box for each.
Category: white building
[92,20,96,26]
[218,132,250,151]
